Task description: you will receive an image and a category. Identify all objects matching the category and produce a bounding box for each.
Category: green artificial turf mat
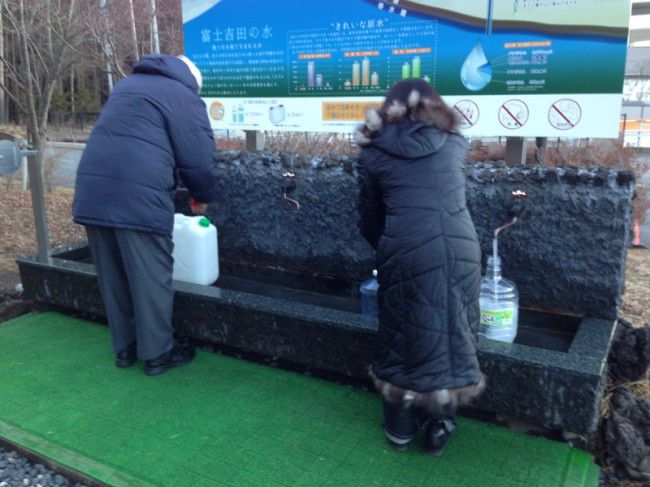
[0,312,599,486]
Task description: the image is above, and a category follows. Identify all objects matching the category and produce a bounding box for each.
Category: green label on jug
[480,309,514,327]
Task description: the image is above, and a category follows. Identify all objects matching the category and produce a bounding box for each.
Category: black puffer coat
[356,109,485,412]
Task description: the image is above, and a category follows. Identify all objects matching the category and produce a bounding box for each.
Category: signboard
[182,0,630,138]
[0,140,21,176]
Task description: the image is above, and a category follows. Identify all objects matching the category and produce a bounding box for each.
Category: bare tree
[127,0,138,61]
[156,0,183,54]
[84,0,150,81]
[149,0,159,53]
[85,0,182,81]
[0,0,92,158]
[0,0,184,135]
[0,8,6,124]
[98,0,115,90]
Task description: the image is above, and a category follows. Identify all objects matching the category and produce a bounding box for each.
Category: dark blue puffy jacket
[73,55,219,236]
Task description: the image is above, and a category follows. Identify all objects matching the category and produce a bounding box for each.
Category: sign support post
[245,130,265,151]
[505,137,527,165]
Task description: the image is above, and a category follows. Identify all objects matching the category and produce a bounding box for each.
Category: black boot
[144,345,196,376]
[382,401,418,452]
[424,417,457,457]
[115,342,137,368]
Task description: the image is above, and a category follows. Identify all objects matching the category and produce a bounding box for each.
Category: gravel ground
[0,447,86,487]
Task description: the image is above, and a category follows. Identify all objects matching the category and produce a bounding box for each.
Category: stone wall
[176,151,635,320]
[467,163,634,320]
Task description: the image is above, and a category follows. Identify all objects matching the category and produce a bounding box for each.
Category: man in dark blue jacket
[73,54,219,375]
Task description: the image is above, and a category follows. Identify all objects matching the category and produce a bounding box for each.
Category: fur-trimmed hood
[354,90,455,159]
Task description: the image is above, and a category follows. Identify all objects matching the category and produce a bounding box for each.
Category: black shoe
[424,419,455,457]
[115,342,137,368]
[383,426,414,452]
[144,345,196,376]
[382,401,417,452]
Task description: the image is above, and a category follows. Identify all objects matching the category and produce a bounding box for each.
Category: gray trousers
[86,225,174,360]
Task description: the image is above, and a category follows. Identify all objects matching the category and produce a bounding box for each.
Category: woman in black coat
[356,79,485,456]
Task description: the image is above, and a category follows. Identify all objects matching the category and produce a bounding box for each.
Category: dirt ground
[0,185,84,289]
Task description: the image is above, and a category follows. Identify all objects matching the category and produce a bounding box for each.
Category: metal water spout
[493,189,527,260]
[480,189,527,343]
[494,190,526,236]
[282,172,300,210]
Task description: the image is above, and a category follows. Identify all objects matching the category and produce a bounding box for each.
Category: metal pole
[486,0,494,35]
[21,155,27,191]
[534,136,547,164]
[637,107,642,148]
[24,150,49,261]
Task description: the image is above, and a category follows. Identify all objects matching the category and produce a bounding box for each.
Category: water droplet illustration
[460,42,493,92]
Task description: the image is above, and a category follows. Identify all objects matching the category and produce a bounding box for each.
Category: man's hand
[190,198,208,214]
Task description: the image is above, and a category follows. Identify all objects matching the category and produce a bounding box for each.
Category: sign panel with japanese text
[182,0,630,137]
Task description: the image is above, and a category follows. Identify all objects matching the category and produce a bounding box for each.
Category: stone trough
[17,153,635,438]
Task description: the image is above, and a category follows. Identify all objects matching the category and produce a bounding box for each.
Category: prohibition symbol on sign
[498,99,529,130]
[549,99,581,130]
[454,100,479,129]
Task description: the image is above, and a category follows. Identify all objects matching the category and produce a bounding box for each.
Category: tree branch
[0,78,28,114]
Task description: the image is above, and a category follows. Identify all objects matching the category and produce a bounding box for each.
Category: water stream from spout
[492,237,499,296]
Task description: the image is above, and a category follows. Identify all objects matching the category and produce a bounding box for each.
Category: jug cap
[199,217,210,228]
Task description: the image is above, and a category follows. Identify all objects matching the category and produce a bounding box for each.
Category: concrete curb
[0,420,154,487]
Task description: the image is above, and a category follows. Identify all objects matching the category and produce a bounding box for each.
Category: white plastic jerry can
[172,214,219,285]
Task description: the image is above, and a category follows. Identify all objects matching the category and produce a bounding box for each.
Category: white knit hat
[177,55,203,93]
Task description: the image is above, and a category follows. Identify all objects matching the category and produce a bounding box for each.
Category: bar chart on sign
[287,21,439,97]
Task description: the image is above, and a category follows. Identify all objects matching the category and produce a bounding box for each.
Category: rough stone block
[175,153,634,319]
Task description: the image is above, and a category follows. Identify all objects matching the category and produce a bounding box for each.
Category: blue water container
[360,270,379,317]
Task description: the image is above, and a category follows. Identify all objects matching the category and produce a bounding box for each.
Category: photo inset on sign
[209,102,225,121]
[499,99,529,130]
[548,99,582,130]
[453,100,480,129]
[270,104,286,125]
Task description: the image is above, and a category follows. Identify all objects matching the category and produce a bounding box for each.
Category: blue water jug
[360,270,379,317]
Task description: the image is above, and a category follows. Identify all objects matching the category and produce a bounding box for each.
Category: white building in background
[622,1,650,147]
